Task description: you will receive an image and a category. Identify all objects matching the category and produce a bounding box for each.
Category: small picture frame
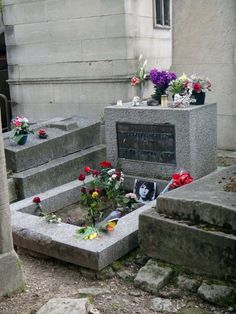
[133,180,157,204]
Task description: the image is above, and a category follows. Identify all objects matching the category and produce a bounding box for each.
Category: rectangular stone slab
[11,144,106,199]
[156,166,236,231]
[139,207,236,280]
[105,102,217,179]
[5,118,101,172]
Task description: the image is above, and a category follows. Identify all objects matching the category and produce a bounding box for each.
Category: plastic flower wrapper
[11,115,34,143]
[130,54,148,87]
[75,211,120,241]
[169,169,193,190]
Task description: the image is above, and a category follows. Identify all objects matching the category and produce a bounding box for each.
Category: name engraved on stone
[116,123,176,164]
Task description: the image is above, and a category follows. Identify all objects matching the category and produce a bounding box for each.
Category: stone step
[139,207,236,280]
[11,144,106,199]
[4,117,102,172]
[156,166,236,232]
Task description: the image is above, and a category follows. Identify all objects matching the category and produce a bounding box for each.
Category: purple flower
[149,69,177,91]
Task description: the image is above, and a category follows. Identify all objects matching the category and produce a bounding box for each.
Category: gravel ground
[0,249,233,314]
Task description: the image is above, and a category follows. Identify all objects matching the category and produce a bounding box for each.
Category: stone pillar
[0,111,24,297]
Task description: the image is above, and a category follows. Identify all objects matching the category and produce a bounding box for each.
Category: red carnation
[192,82,202,93]
[92,169,100,176]
[89,187,95,194]
[78,173,86,181]
[33,196,41,204]
[81,187,87,194]
[84,166,91,173]
[100,161,112,168]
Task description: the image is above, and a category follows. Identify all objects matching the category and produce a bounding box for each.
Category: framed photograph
[133,180,157,204]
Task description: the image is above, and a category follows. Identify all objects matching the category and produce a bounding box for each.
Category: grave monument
[105,102,217,179]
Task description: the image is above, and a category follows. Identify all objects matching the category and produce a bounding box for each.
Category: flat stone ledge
[139,207,236,280]
[5,118,102,172]
[11,198,156,271]
[156,166,236,231]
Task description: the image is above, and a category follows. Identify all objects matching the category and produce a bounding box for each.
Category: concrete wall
[2,0,172,120]
[171,0,236,150]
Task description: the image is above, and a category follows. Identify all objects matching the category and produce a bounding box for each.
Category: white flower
[143,60,147,68]
[125,193,137,200]
[111,174,117,180]
[22,117,29,124]
[108,169,116,175]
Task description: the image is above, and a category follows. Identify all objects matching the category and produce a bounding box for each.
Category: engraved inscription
[116,123,176,164]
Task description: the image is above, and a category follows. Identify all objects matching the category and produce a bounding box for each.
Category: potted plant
[169,73,189,97]
[149,68,177,104]
[37,129,48,139]
[130,54,148,100]
[186,75,212,105]
[11,116,33,145]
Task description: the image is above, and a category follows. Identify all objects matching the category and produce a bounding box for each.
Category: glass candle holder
[161,95,168,108]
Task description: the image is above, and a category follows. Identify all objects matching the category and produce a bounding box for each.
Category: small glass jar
[161,95,168,108]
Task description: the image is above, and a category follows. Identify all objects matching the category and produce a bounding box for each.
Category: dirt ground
[0,249,233,314]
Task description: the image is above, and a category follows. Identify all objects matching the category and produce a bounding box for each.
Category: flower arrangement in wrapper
[11,116,33,143]
[169,74,189,96]
[159,169,193,196]
[169,170,193,190]
[149,68,177,103]
[186,75,212,94]
[130,54,148,100]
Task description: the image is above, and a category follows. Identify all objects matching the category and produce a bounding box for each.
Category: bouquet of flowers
[130,54,148,100]
[11,116,33,143]
[78,161,124,226]
[186,75,212,94]
[149,68,176,103]
[130,54,148,87]
[168,73,189,96]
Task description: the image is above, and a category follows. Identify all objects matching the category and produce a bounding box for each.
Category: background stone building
[1,0,236,149]
[2,0,172,118]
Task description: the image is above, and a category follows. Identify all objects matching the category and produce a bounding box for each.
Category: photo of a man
[134,180,157,204]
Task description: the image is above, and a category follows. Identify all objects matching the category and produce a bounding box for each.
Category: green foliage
[79,164,125,225]
[152,85,165,103]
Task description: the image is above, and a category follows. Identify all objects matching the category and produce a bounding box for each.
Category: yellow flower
[89,232,97,239]
[179,73,188,81]
[92,191,99,199]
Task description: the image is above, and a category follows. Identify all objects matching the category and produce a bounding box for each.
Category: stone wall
[171,0,236,150]
[3,0,172,120]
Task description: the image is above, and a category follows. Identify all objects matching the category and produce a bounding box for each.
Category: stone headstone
[105,102,217,179]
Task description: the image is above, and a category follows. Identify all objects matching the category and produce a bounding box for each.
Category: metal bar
[0,93,11,131]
